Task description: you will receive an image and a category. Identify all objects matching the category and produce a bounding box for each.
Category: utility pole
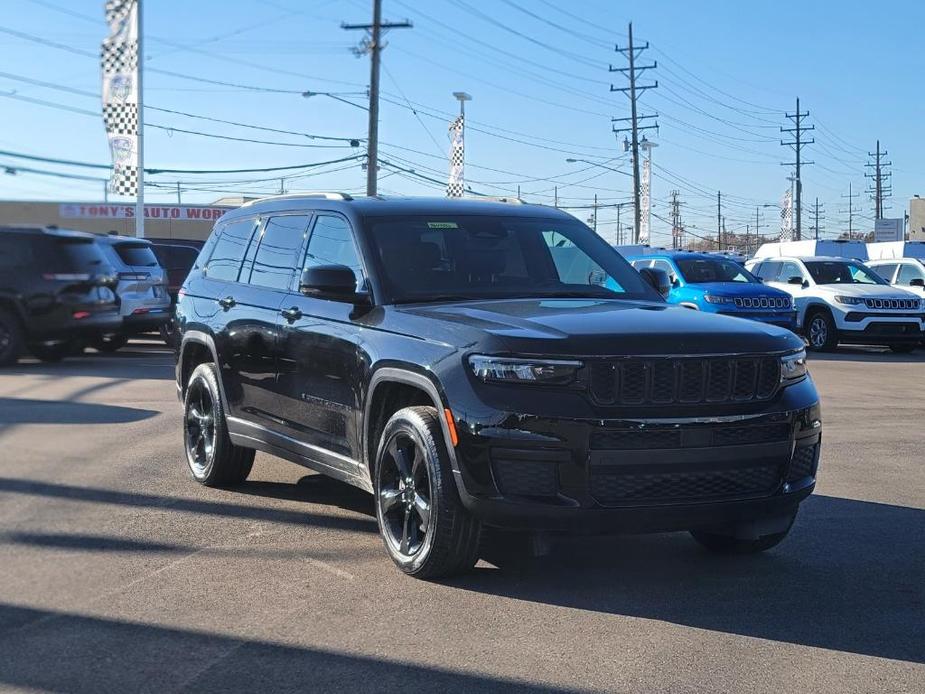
[716,191,722,249]
[781,97,814,240]
[176,182,182,205]
[670,190,681,249]
[810,198,825,240]
[592,193,598,233]
[610,22,657,244]
[554,186,558,208]
[841,183,860,238]
[865,139,892,220]
[343,0,411,196]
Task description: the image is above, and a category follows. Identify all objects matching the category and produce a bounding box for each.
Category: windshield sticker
[427,222,459,229]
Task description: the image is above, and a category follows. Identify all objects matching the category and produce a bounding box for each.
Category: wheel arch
[178,330,227,409]
[363,366,458,484]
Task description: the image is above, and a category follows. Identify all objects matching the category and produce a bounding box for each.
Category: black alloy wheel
[378,431,433,558]
[185,377,216,479]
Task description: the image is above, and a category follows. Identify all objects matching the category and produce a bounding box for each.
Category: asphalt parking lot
[0,340,922,693]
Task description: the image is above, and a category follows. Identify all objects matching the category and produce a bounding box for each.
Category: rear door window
[113,242,159,267]
[247,215,310,290]
[0,234,36,270]
[205,218,259,282]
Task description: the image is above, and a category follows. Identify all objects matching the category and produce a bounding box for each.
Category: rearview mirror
[639,267,671,299]
[910,278,925,288]
[299,264,361,301]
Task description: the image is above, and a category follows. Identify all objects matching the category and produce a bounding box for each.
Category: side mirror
[671,276,681,288]
[639,267,671,299]
[299,264,361,301]
[910,278,925,288]
[787,276,804,286]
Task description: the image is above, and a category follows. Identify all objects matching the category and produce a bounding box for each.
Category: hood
[395,298,803,356]
[813,283,920,299]
[689,282,790,299]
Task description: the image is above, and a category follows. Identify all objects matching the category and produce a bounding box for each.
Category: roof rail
[241,192,354,206]
[476,196,526,205]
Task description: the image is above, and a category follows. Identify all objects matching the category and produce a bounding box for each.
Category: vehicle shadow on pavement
[0,397,158,425]
[5,355,176,381]
[0,477,379,535]
[234,474,376,518]
[0,603,565,694]
[453,494,925,665]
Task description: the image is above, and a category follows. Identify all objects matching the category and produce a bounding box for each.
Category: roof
[749,255,864,263]
[94,233,152,246]
[0,225,96,240]
[625,250,723,261]
[228,195,574,221]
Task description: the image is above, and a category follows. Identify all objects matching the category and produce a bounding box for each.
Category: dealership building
[0,198,246,241]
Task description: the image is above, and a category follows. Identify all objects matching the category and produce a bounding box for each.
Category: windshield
[675,257,757,284]
[364,215,661,304]
[804,260,887,285]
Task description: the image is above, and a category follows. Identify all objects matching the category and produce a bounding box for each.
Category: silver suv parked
[93,235,170,351]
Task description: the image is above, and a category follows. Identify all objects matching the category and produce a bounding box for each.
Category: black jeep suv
[175,195,822,578]
[0,226,121,365]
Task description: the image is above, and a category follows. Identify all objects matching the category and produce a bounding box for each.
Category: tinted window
[113,242,159,267]
[304,215,363,278]
[248,215,310,290]
[366,215,657,304]
[755,261,780,281]
[0,234,36,270]
[152,245,199,271]
[804,261,886,285]
[40,238,109,274]
[675,257,754,283]
[778,262,805,283]
[897,262,925,284]
[869,263,898,282]
[206,218,257,282]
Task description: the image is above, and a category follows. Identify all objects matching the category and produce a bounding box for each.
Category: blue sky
[0,0,922,246]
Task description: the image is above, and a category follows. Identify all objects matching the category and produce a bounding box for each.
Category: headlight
[468,355,582,385]
[780,350,807,384]
[834,295,864,305]
[703,294,734,304]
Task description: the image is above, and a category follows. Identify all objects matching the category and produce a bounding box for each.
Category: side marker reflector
[443,408,458,447]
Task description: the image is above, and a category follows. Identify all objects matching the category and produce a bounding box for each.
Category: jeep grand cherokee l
[175,195,822,578]
[0,226,120,365]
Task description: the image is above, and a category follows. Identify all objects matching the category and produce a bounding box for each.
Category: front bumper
[717,309,798,331]
[448,379,822,533]
[832,309,925,343]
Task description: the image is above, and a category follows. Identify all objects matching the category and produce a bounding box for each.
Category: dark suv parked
[149,238,205,346]
[0,226,120,365]
[176,195,822,578]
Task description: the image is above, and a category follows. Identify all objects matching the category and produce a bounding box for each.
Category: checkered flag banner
[780,188,793,241]
[101,0,140,196]
[446,115,465,198]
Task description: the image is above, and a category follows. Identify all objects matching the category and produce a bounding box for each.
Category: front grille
[589,422,790,450]
[733,296,791,309]
[590,464,781,506]
[863,297,920,310]
[787,444,819,482]
[589,356,780,406]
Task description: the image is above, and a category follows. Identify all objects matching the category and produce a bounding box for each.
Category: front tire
[0,308,23,366]
[374,406,480,579]
[690,513,796,554]
[805,310,838,352]
[183,362,254,487]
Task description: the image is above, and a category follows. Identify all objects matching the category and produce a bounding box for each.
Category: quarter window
[248,215,310,290]
[206,218,258,282]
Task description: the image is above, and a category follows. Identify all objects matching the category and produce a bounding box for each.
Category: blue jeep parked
[626,251,798,331]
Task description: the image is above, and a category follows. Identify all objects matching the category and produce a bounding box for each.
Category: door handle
[280,306,303,322]
[218,296,236,309]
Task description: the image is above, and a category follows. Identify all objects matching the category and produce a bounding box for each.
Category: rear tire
[183,362,254,487]
[805,310,837,352]
[690,513,796,554]
[374,406,481,579]
[0,308,23,366]
[92,333,129,353]
[30,342,70,363]
[889,343,916,354]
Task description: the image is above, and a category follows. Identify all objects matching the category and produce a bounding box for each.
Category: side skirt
[227,416,373,493]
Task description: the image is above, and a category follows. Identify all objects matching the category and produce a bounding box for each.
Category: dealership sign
[59,204,231,222]
[874,218,903,242]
